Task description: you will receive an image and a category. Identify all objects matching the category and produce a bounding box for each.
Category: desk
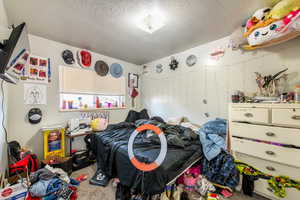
[66,131,93,156]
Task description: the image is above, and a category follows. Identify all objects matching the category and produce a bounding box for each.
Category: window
[60,93,125,111]
[59,66,126,111]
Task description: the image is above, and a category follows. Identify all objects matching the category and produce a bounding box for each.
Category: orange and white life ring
[128,124,167,172]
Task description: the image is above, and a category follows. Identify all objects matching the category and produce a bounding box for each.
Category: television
[0,22,30,84]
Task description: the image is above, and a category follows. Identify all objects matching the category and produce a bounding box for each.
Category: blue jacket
[197,118,227,161]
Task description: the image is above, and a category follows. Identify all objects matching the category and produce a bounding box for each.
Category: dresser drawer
[235,152,300,180]
[272,108,300,127]
[232,138,300,168]
[231,122,300,147]
[230,108,269,123]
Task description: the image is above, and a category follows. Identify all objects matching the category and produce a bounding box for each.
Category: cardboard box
[0,183,27,200]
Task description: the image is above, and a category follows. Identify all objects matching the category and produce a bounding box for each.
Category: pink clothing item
[183,175,198,191]
[177,165,201,185]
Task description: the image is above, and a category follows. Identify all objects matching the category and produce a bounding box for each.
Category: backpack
[71,134,96,171]
[8,141,21,161]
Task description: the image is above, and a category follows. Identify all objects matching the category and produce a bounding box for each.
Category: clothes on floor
[28,166,79,200]
[45,165,70,183]
[177,165,201,192]
[195,176,216,196]
[29,178,62,198]
[202,151,239,189]
[268,176,300,198]
[160,185,182,200]
[236,161,300,198]
[197,118,227,161]
[30,167,57,184]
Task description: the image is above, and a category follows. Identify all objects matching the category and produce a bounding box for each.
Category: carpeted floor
[71,165,269,200]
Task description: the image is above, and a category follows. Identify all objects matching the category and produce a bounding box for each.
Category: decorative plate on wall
[186,55,197,67]
[156,64,163,73]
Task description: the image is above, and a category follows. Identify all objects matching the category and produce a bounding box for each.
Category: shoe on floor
[89,170,109,186]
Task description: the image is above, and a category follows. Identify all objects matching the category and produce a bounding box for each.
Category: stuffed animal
[268,0,300,19]
[243,0,300,50]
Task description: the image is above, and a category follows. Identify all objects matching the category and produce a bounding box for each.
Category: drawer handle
[291,115,300,120]
[266,166,276,171]
[244,113,253,118]
[266,132,275,137]
[266,151,275,156]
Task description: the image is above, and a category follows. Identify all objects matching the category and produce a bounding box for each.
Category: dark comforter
[91,119,203,195]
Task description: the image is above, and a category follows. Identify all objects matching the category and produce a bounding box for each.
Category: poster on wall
[6,49,30,80]
[23,55,50,84]
[24,83,47,105]
[128,73,139,88]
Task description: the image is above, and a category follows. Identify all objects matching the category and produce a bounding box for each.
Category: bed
[91,119,203,195]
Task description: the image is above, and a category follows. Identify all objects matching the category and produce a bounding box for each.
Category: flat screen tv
[0,22,30,84]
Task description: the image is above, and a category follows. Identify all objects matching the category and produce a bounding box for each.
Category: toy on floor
[207,192,219,200]
[75,174,88,182]
[243,0,300,50]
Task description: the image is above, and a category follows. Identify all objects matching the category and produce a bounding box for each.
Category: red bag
[9,154,39,175]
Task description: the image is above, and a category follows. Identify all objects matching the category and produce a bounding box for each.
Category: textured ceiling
[3,0,272,65]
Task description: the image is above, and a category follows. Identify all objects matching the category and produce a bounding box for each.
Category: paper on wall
[23,55,49,84]
[24,83,47,105]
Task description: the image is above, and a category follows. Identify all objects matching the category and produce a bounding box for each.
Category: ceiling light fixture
[136,9,166,34]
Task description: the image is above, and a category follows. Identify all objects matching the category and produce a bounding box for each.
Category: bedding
[91,119,203,195]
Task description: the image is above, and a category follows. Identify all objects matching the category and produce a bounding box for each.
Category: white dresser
[229,103,300,200]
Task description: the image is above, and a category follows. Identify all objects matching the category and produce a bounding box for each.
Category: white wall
[0,0,8,175]
[0,0,8,27]
[7,35,141,159]
[142,36,300,125]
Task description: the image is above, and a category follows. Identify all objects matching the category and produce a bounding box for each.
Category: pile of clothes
[27,165,80,200]
[197,119,239,190]
[173,164,234,200]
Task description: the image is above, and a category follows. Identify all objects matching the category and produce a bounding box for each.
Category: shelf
[66,131,93,138]
[59,107,127,112]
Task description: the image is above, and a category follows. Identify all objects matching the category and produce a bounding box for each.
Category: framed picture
[128,73,139,88]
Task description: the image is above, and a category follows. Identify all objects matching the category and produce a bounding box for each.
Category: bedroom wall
[0,0,8,175]
[141,36,300,125]
[6,35,141,159]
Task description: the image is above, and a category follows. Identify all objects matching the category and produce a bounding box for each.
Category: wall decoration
[128,73,139,88]
[110,63,123,78]
[169,57,179,71]
[243,0,300,50]
[27,108,42,124]
[48,58,51,83]
[255,68,288,97]
[62,49,75,65]
[186,55,197,67]
[210,48,225,60]
[94,60,109,76]
[156,64,163,73]
[24,83,47,105]
[141,65,149,75]
[22,55,50,84]
[77,49,92,68]
[8,49,29,80]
